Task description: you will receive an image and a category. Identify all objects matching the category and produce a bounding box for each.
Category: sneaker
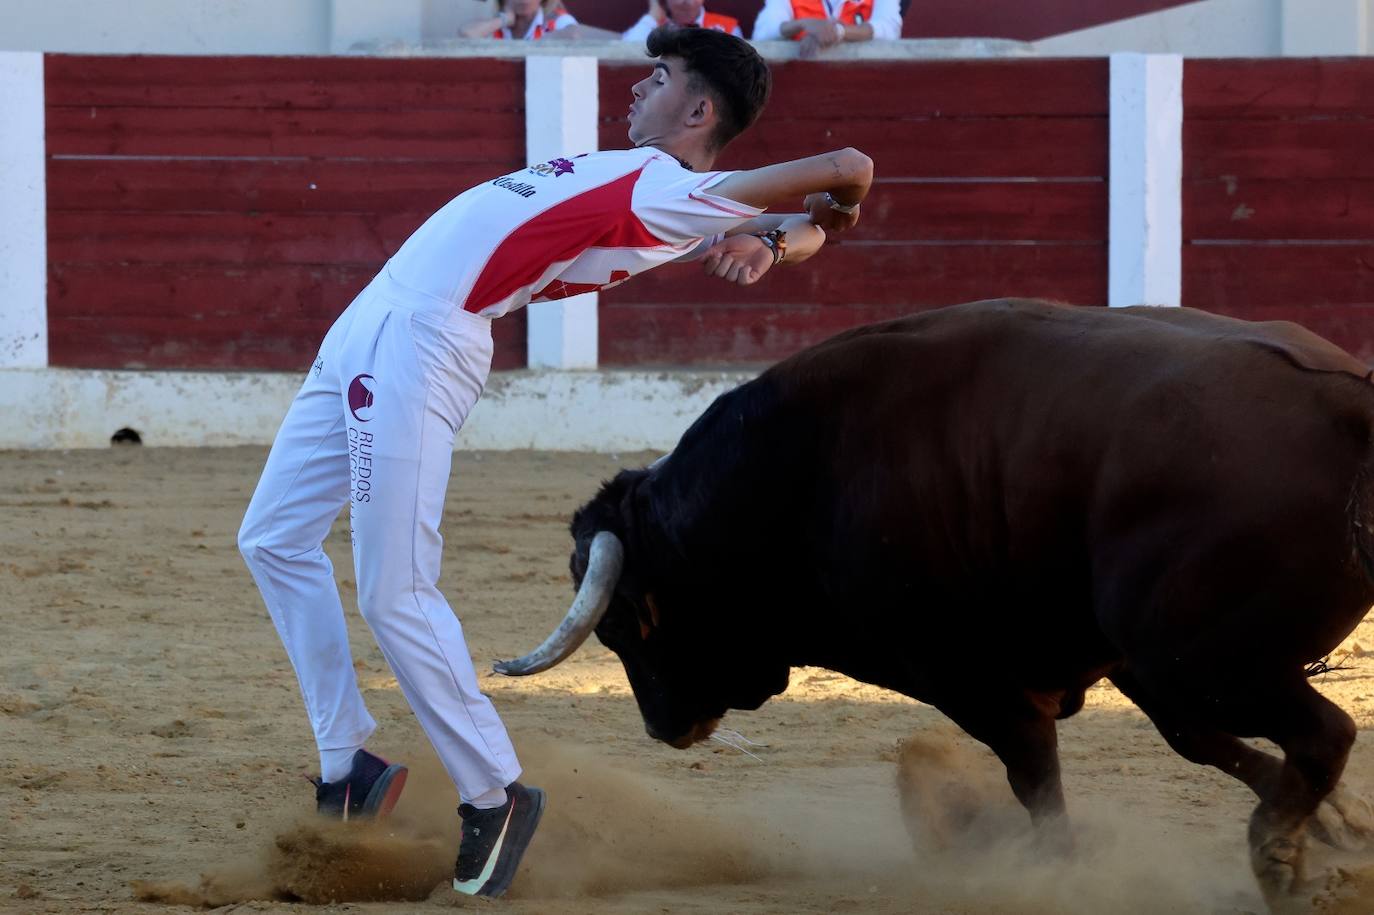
[452,782,546,898]
[311,749,408,821]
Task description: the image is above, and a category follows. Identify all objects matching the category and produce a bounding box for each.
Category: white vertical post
[1109,52,1183,308]
[0,52,47,368]
[524,56,599,370]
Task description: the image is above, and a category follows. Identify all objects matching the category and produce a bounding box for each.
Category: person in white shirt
[623,0,744,43]
[458,0,577,40]
[752,0,903,58]
[239,25,871,900]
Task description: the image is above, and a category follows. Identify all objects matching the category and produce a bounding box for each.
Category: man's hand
[702,235,776,286]
[804,192,861,233]
[797,19,845,58]
[648,0,666,25]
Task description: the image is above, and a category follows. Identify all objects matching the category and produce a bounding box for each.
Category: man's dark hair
[646,26,771,151]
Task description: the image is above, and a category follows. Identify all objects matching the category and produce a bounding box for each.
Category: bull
[497,299,1374,909]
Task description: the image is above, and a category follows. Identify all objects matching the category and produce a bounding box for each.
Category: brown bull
[500,300,1374,909]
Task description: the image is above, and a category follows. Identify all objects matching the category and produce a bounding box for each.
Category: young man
[238,26,872,899]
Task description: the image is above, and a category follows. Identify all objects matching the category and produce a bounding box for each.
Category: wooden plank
[45,106,524,160]
[1186,58,1374,119]
[1185,119,1374,180]
[605,242,1107,308]
[48,273,528,371]
[1182,244,1374,309]
[48,211,429,266]
[48,314,528,372]
[599,303,930,366]
[853,180,1105,242]
[49,314,338,370]
[49,262,375,322]
[1197,303,1374,365]
[601,116,1109,178]
[1185,178,1374,241]
[600,58,1110,120]
[46,158,517,214]
[45,55,525,111]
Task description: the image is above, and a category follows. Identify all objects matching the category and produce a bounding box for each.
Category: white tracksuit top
[383,147,766,318]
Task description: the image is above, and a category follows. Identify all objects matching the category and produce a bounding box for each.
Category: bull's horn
[493,530,624,676]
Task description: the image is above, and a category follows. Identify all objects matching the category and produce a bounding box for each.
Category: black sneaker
[311,749,408,821]
[452,782,546,898]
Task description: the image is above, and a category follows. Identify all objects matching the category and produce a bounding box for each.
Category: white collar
[505,8,546,40]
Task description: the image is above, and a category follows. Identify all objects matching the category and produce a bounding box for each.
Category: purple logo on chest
[529,157,576,178]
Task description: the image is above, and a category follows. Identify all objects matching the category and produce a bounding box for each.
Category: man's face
[506,0,541,16]
[627,57,697,146]
[666,0,704,24]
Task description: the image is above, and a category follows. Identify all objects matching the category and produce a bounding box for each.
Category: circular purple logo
[348,374,376,422]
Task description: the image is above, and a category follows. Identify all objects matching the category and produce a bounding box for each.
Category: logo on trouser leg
[349,427,375,504]
[348,374,376,422]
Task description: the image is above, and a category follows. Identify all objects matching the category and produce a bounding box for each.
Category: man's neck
[645,142,716,173]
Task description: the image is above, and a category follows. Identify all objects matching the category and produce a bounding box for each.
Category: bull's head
[493,468,788,748]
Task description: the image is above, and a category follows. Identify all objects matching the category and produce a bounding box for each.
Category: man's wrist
[825,192,859,214]
[756,229,787,265]
[834,21,847,41]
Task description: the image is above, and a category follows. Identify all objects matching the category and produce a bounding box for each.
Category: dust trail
[890,727,1268,914]
[132,738,767,906]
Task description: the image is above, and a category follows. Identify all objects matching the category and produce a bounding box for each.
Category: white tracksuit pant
[238,271,521,800]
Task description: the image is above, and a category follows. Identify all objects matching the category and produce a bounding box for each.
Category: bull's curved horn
[493,530,624,676]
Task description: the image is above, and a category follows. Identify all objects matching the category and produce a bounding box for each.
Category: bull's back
[762,300,1374,666]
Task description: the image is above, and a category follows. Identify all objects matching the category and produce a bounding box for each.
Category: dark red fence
[1183,58,1374,362]
[45,55,528,372]
[42,54,1374,372]
[598,58,1109,366]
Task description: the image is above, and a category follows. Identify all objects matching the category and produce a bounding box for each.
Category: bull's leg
[1245,680,1356,909]
[1110,669,1283,799]
[1111,669,1374,853]
[937,696,1070,851]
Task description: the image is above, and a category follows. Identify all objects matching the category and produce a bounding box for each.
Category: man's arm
[707,147,874,213]
[701,214,827,286]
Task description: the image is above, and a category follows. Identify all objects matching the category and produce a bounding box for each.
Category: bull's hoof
[1311,787,1374,852]
[1250,834,1305,909]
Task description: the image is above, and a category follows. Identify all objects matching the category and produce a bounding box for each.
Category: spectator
[751,0,902,57]
[623,0,744,43]
[459,0,577,40]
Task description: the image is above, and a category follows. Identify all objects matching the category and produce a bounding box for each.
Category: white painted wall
[1281,0,1371,54]
[0,368,752,450]
[3,0,1368,56]
[0,0,491,55]
[1038,0,1284,56]
[0,52,47,369]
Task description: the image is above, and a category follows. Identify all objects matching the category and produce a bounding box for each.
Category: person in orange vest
[623,0,744,42]
[751,0,902,57]
[458,0,578,40]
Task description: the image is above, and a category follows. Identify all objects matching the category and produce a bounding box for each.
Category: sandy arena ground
[6,446,1374,914]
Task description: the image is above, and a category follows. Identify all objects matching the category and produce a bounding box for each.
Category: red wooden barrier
[45,55,528,371]
[1183,58,1374,362]
[598,58,1110,366]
